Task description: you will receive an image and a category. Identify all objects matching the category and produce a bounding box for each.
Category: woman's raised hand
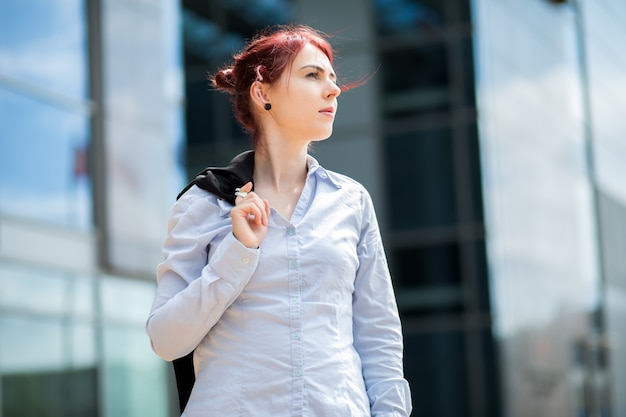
[231,182,271,249]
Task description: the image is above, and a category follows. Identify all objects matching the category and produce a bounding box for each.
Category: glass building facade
[1,0,625,416]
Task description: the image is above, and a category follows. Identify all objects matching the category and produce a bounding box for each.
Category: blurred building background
[1,0,625,416]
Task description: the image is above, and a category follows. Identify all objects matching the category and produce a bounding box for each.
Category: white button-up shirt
[146,156,412,417]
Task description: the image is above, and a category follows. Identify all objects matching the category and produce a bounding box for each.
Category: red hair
[211,25,351,147]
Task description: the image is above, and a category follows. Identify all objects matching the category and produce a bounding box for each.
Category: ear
[249,81,270,110]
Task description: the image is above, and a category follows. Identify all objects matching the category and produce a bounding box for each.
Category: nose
[326,79,341,98]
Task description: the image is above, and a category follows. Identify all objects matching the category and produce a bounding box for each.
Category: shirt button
[289,260,298,269]
[294,369,303,377]
[291,297,300,305]
[287,227,296,236]
[292,332,301,340]
[241,257,250,264]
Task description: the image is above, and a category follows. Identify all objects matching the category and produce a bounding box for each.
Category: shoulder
[172,184,232,223]
[325,169,366,191]
[318,167,370,199]
[315,167,376,219]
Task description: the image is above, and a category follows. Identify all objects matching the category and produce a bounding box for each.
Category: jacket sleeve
[352,190,413,417]
[145,187,260,361]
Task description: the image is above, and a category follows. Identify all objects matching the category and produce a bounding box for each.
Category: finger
[244,194,268,225]
[241,182,253,193]
[263,199,270,226]
[236,200,266,226]
[234,182,254,202]
[252,200,268,226]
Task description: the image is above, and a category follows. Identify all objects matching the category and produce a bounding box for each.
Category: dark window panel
[2,369,98,417]
[467,124,485,223]
[181,1,294,169]
[482,329,503,417]
[392,243,461,288]
[381,44,451,119]
[373,0,446,36]
[385,129,457,230]
[472,241,491,313]
[403,330,469,416]
[462,37,477,109]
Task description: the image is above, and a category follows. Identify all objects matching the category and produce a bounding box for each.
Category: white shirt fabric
[146,155,412,417]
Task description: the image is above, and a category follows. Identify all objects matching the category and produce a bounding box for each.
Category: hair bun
[212,68,236,92]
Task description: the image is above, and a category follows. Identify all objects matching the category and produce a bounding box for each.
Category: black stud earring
[264,103,272,111]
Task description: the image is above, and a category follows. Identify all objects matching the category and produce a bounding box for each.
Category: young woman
[146,25,412,417]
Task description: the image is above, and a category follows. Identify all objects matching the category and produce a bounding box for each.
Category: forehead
[292,43,334,71]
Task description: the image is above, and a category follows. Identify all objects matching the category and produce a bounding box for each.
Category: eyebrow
[299,64,337,80]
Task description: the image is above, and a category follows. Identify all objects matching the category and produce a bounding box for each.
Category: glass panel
[482,329,502,417]
[473,241,491,313]
[181,0,295,169]
[373,0,445,36]
[0,316,65,373]
[393,244,461,288]
[185,80,246,147]
[385,129,457,230]
[473,2,604,415]
[0,0,88,99]
[0,316,97,417]
[459,0,472,24]
[101,275,169,417]
[0,262,93,318]
[462,38,477,109]
[101,275,156,325]
[0,89,92,229]
[599,193,626,416]
[403,330,468,416]
[392,244,462,314]
[0,264,67,315]
[102,326,169,417]
[381,44,450,119]
[467,124,485,223]
[72,277,95,318]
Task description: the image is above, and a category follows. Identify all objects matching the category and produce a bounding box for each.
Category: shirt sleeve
[145,188,260,361]
[352,190,413,417]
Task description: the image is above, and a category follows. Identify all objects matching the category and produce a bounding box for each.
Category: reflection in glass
[0,0,88,99]
[0,316,97,417]
[101,275,169,417]
[0,265,66,314]
[385,130,456,230]
[0,262,94,318]
[403,330,468,415]
[373,0,444,35]
[381,45,450,118]
[0,89,91,229]
[393,243,461,288]
[102,326,168,417]
[101,275,157,325]
[181,1,295,174]
[392,243,462,314]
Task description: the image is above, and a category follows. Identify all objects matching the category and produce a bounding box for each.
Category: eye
[307,71,320,79]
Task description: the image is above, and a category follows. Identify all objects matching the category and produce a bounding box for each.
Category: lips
[319,107,335,116]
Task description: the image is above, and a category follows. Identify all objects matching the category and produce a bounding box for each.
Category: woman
[146,25,412,417]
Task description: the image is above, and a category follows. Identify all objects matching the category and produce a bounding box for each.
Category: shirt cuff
[207,232,260,284]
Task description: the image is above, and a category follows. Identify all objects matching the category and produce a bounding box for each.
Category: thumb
[239,181,253,193]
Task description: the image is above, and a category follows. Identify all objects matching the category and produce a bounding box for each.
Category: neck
[253,142,308,193]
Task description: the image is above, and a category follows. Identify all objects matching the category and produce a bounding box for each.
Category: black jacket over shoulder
[172,150,254,414]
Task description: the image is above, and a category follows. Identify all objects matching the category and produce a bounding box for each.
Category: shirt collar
[306,154,341,189]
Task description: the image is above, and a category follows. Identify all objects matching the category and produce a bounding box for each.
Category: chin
[311,127,333,142]
[311,135,332,143]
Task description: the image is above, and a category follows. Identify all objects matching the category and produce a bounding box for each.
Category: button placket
[286,225,304,413]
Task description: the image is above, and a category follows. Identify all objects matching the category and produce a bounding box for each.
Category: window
[0,0,91,229]
[181,0,295,174]
[0,262,97,417]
